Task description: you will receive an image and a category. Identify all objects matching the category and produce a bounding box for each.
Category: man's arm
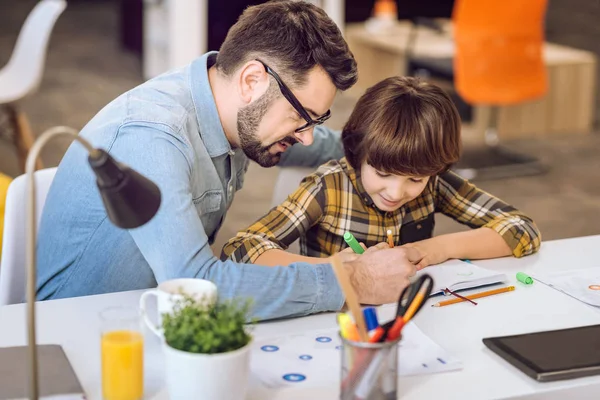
[110,123,419,317]
[111,123,344,321]
[278,125,344,168]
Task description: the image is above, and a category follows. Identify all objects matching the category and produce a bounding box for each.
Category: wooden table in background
[345,22,597,140]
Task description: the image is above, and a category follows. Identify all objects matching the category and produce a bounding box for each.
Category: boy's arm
[406,171,541,268]
[278,125,344,168]
[221,173,327,266]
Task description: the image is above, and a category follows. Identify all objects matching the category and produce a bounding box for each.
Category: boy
[221,77,541,269]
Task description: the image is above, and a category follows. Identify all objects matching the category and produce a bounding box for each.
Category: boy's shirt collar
[342,157,438,218]
[342,158,374,207]
[341,158,399,216]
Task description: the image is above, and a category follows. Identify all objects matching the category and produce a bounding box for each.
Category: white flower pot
[163,340,252,400]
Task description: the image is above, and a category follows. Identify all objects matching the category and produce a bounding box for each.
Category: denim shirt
[36,52,345,320]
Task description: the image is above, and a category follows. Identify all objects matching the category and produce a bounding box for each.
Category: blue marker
[363,307,379,336]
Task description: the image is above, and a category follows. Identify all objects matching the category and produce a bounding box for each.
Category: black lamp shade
[88,150,161,229]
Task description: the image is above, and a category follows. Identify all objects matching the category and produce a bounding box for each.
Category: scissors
[369,273,434,343]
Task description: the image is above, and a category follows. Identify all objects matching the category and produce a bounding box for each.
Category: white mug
[139,278,217,336]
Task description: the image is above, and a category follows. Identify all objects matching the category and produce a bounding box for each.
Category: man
[37,0,419,320]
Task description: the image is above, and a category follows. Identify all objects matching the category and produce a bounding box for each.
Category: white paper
[9,396,84,400]
[533,268,600,307]
[249,322,461,390]
[417,259,507,295]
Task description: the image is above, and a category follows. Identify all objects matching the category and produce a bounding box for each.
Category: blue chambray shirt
[36,52,346,320]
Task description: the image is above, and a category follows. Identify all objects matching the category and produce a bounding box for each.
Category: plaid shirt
[221,158,541,263]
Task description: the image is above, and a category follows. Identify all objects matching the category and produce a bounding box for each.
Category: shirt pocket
[193,190,223,215]
[400,214,435,245]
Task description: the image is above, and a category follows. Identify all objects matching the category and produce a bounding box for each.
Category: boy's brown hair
[342,76,462,177]
[216,0,357,91]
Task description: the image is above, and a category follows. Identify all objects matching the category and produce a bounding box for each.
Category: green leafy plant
[162,294,255,354]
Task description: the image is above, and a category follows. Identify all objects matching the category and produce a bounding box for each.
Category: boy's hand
[402,238,450,270]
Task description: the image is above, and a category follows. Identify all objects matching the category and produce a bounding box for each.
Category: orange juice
[101,330,144,400]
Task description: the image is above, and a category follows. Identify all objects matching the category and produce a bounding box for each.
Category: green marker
[516,272,533,285]
[343,232,364,254]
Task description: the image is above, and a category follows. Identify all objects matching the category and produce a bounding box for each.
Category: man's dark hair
[216,0,357,91]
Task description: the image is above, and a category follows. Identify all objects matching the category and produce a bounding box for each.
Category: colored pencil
[432,286,516,307]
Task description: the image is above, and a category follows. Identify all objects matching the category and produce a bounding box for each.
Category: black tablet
[483,324,600,382]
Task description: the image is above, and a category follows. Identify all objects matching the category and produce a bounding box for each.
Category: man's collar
[189,51,233,158]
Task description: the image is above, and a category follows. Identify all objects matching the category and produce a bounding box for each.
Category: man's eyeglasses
[256,59,331,133]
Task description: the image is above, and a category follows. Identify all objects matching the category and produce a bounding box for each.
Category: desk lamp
[24,126,161,399]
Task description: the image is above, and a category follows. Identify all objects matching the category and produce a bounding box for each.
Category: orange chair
[452,0,549,180]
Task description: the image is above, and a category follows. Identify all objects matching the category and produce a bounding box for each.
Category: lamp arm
[25,126,93,400]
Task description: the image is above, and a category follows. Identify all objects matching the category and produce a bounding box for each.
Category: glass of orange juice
[100,307,144,400]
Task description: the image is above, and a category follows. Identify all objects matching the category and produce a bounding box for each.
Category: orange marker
[387,229,394,248]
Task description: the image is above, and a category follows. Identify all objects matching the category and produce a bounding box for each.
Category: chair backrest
[452,0,548,105]
[0,167,57,306]
[0,0,67,103]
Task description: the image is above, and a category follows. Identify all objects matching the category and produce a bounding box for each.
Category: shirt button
[228,184,233,192]
[417,224,422,229]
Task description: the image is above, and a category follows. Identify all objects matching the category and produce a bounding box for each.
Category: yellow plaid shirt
[221,158,541,263]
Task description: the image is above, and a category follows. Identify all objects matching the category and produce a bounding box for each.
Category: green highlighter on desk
[516,272,534,285]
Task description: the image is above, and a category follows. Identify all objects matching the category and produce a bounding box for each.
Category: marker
[337,313,359,341]
[344,232,364,254]
[386,229,394,248]
[516,272,533,285]
[363,307,379,336]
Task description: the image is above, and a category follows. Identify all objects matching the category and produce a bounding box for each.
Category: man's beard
[237,85,298,167]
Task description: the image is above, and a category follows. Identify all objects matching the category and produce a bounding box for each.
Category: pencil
[432,286,516,307]
[387,229,394,248]
[330,254,369,341]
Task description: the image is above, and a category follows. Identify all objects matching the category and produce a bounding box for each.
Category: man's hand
[343,243,421,305]
[336,242,367,264]
[402,238,450,270]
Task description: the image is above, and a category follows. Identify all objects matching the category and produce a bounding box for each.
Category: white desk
[2,235,600,400]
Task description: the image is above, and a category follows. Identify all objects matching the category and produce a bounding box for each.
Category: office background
[0,0,599,254]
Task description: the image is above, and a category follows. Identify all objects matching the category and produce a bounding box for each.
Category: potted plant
[161,294,255,400]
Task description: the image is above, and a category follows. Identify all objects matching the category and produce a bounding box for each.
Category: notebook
[416,259,508,295]
[0,345,85,400]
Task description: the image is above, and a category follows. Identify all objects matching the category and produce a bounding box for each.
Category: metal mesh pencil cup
[340,333,401,400]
